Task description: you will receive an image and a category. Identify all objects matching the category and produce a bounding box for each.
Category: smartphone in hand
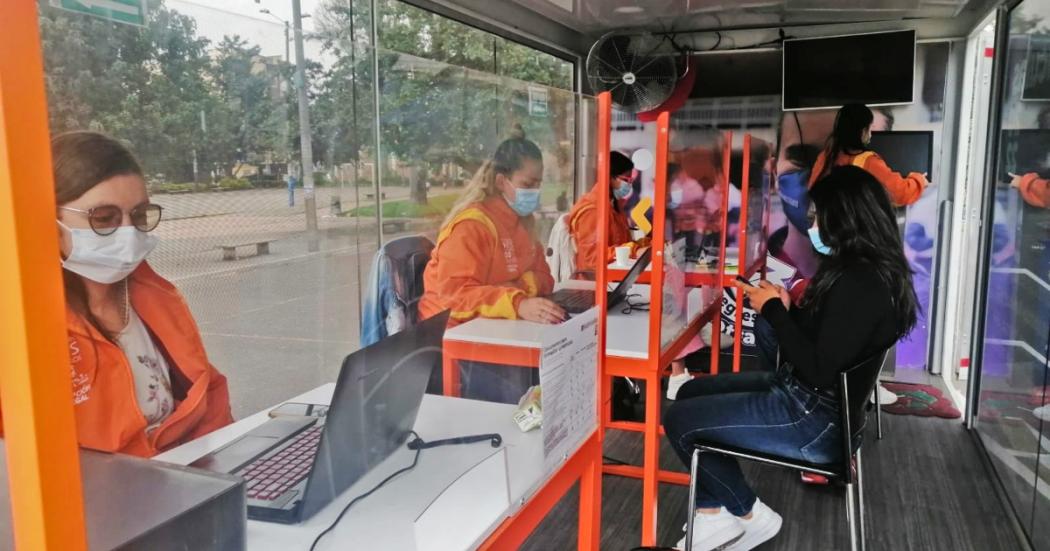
[736,275,755,287]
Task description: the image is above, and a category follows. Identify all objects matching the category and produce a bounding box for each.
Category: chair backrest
[360,235,434,347]
[383,235,434,323]
[545,212,576,283]
[836,348,889,481]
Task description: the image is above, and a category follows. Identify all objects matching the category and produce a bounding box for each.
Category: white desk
[443,282,709,361]
[155,386,549,550]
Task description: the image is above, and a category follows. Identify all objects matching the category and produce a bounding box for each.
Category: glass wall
[35,0,577,420]
[974,1,1050,547]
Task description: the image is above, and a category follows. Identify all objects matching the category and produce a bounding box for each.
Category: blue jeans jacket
[663,368,842,515]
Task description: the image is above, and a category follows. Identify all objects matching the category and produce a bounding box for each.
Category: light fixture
[613,6,645,14]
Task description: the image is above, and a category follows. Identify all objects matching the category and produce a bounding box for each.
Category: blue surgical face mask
[808,226,832,255]
[507,187,541,216]
[613,179,633,199]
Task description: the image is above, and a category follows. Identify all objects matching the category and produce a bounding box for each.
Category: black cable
[309,431,423,551]
[308,430,504,550]
[621,294,650,314]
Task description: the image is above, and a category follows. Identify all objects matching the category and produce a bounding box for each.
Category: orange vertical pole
[732,135,753,373]
[710,132,733,376]
[0,2,88,550]
[581,91,613,551]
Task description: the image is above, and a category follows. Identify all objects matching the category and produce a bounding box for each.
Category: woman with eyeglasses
[38,131,232,457]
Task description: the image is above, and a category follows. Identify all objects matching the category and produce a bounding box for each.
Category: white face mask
[59,222,158,284]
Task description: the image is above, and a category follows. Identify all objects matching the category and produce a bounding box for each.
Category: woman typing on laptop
[419,127,563,402]
[2,132,234,457]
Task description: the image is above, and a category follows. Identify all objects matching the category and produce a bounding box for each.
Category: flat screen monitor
[1023,35,1050,101]
[998,129,1050,182]
[782,30,916,110]
[868,131,933,182]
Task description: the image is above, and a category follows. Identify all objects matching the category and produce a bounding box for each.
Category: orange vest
[809,150,926,206]
[9,262,234,457]
[419,196,555,326]
[568,183,633,274]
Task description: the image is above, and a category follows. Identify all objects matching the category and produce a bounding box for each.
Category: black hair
[610,151,634,179]
[804,165,918,338]
[816,103,874,180]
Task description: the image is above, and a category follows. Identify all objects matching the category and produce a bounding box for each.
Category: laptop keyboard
[241,425,323,501]
[551,289,595,312]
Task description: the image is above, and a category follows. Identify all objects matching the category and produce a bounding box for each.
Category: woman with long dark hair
[663,165,917,551]
[810,103,927,206]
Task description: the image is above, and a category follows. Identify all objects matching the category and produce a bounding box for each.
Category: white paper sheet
[539,309,599,473]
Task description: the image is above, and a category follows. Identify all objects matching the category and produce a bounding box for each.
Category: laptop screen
[299,311,449,520]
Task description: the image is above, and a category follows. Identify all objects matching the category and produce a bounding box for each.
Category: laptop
[550,247,652,314]
[190,311,450,524]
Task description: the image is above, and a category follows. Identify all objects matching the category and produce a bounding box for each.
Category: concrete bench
[217,240,274,261]
[382,219,409,233]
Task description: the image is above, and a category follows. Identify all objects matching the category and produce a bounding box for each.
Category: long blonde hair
[442,127,543,229]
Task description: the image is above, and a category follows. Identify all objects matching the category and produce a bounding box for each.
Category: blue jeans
[663,369,842,515]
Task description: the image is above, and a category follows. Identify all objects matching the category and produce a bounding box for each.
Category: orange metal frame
[0,2,88,549]
[445,125,775,549]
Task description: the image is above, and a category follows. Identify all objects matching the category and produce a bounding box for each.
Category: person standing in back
[809,103,929,204]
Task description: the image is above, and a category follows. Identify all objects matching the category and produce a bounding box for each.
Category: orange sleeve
[571,206,601,274]
[519,240,555,297]
[861,154,927,206]
[1018,173,1050,209]
[434,219,527,322]
[572,206,633,274]
[191,366,233,438]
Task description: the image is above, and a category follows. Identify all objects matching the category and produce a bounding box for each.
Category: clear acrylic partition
[35,0,593,547]
[742,136,774,276]
[38,0,379,420]
[661,122,727,351]
[975,1,1050,546]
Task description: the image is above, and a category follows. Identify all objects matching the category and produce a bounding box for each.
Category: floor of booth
[522,376,1022,550]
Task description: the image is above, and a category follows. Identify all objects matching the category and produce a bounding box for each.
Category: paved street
[146,186,446,418]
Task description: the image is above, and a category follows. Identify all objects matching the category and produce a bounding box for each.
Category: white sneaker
[725,499,783,550]
[675,508,744,551]
[667,372,693,400]
[870,383,898,406]
[1033,405,1050,421]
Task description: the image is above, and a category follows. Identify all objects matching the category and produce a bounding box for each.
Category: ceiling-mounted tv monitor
[782,30,916,111]
[868,131,933,182]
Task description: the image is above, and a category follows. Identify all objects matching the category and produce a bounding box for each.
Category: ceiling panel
[508,0,979,34]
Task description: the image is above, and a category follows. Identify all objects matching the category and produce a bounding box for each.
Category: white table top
[154,386,551,550]
[443,282,711,360]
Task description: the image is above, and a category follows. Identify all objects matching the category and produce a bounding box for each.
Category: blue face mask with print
[613,180,633,199]
[808,226,832,255]
[778,170,812,233]
[508,187,541,216]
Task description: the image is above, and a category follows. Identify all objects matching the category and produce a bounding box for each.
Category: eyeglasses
[59,203,163,236]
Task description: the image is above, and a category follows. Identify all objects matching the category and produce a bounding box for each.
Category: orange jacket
[568,183,633,274]
[1017,173,1050,208]
[809,150,926,206]
[0,263,233,457]
[419,196,555,326]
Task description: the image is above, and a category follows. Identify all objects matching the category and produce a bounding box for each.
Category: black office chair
[684,350,889,551]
